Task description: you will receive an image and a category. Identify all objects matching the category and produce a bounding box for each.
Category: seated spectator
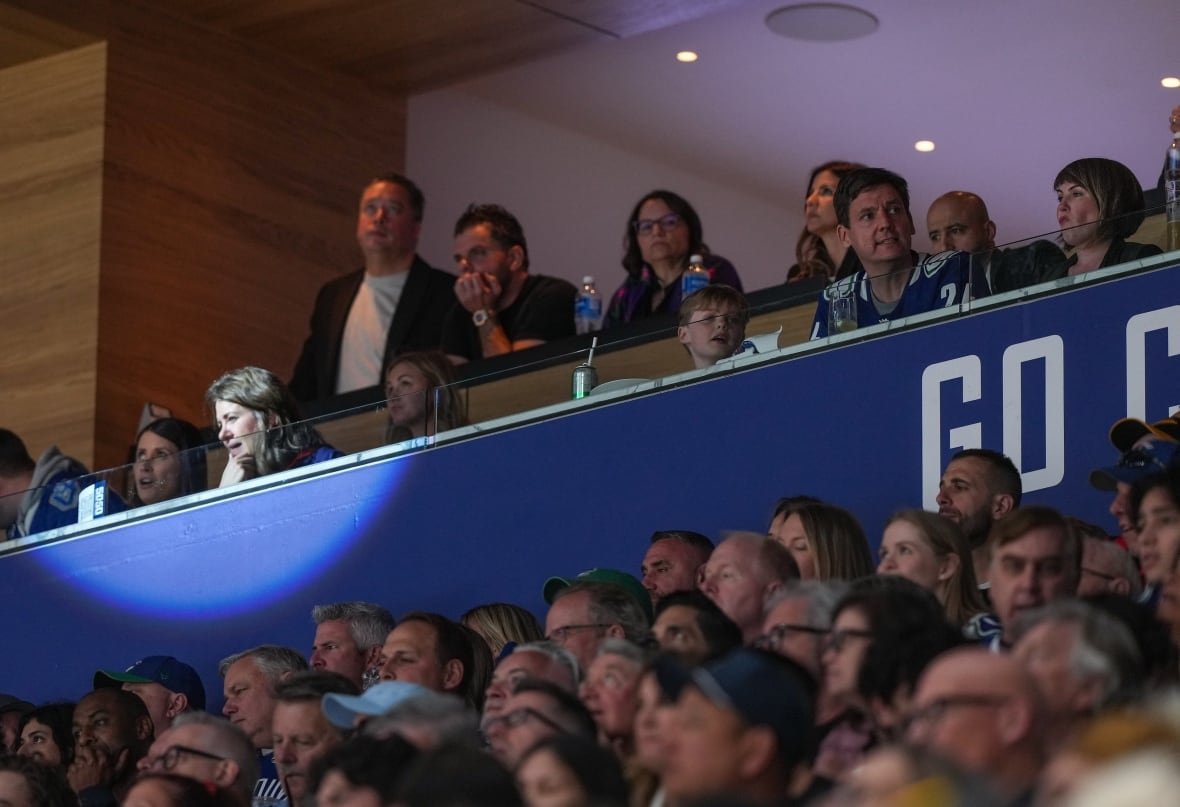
[632,660,676,807]
[676,285,749,369]
[122,772,241,807]
[377,611,490,711]
[925,190,1066,295]
[579,639,648,760]
[482,641,580,724]
[605,190,743,327]
[810,167,970,338]
[935,448,1022,584]
[906,647,1049,804]
[515,734,629,807]
[543,578,651,672]
[206,366,342,488]
[271,671,358,806]
[359,690,480,750]
[1089,418,1180,558]
[759,580,846,680]
[0,753,77,807]
[787,160,865,284]
[650,590,742,666]
[1072,518,1142,599]
[460,602,544,661]
[68,687,154,804]
[94,655,205,734]
[1011,600,1143,749]
[877,509,987,627]
[218,644,308,804]
[308,736,419,807]
[16,703,73,770]
[767,498,874,581]
[442,204,576,363]
[310,601,396,691]
[658,648,820,805]
[985,505,1081,649]
[640,529,714,607]
[1054,157,1163,275]
[484,679,597,770]
[0,697,32,755]
[394,742,522,807]
[136,712,258,807]
[383,350,468,443]
[127,418,208,507]
[699,532,799,644]
[0,429,100,540]
[1129,468,1180,599]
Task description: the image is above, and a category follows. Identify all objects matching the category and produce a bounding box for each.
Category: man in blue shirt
[811,167,971,339]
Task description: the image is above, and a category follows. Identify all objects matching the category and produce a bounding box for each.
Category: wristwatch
[472,308,492,327]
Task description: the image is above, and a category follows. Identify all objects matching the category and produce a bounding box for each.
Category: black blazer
[289,256,457,402]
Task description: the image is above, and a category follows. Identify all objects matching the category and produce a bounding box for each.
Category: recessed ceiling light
[676,51,698,63]
[1163,77,1180,89]
[915,140,936,153]
[765,3,879,42]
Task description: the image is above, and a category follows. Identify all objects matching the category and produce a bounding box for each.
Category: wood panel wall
[3,0,409,470]
[0,44,106,464]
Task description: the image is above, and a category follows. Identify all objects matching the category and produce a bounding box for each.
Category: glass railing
[2,204,1176,545]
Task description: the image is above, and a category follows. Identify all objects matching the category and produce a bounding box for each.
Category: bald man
[906,648,1046,801]
[926,190,1065,296]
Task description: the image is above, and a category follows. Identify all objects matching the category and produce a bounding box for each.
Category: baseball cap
[322,680,429,729]
[542,568,653,620]
[655,647,815,768]
[1089,442,1179,491]
[0,695,33,716]
[94,656,206,711]
[1109,416,1180,453]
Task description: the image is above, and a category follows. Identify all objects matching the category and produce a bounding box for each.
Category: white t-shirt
[335,272,407,394]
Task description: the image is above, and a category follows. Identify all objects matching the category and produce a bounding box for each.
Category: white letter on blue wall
[1002,336,1064,493]
[1126,306,1180,419]
[922,356,982,510]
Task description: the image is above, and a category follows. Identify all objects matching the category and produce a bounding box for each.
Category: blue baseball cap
[94,655,206,711]
[1089,442,1179,491]
[321,680,429,729]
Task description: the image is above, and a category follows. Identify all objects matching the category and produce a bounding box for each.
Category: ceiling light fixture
[676,50,699,63]
[1163,77,1180,89]
[914,140,936,153]
[765,3,879,42]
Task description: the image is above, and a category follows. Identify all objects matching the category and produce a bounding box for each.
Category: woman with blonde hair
[460,602,543,659]
[206,366,341,488]
[768,497,875,581]
[384,350,468,444]
[877,508,986,626]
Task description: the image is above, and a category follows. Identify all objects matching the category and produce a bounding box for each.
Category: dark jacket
[289,256,456,402]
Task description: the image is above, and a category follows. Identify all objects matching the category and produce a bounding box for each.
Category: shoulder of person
[821,272,859,302]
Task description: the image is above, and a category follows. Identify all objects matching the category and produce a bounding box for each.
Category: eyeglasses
[151,745,226,771]
[904,694,1008,733]
[634,213,682,235]
[756,623,830,650]
[687,312,744,328]
[546,623,611,643]
[1080,566,1116,581]
[824,628,873,653]
[486,707,565,733]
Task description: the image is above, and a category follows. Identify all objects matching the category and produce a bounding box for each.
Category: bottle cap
[689,254,703,264]
[582,275,594,284]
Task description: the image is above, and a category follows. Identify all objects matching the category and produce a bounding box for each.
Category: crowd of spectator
[3,408,1180,806]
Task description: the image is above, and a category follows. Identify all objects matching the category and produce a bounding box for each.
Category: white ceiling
[452,0,1177,253]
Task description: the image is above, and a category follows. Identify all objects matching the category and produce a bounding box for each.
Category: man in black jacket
[289,173,456,401]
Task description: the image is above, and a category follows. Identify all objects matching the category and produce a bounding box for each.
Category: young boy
[677,285,750,369]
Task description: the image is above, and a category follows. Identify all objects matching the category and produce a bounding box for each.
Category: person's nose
[218,423,232,444]
[935,486,950,508]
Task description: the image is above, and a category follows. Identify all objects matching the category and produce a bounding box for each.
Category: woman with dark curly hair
[17,703,75,769]
[604,190,742,327]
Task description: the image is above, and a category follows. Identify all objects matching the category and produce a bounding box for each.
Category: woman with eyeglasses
[603,190,743,327]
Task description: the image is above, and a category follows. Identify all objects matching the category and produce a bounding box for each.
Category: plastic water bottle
[574,275,603,335]
[1167,132,1180,252]
[682,254,710,298]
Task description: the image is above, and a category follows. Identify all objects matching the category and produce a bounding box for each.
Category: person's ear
[991,493,1016,520]
[506,245,525,272]
[441,659,465,691]
[605,624,626,640]
[1110,577,1131,596]
[837,224,851,247]
[214,759,240,789]
[677,325,691,345]
[164,692,188,719]
[937,553,961,583]
[736,726,777,780]
[135,714,153,742]
[363,644,384,669]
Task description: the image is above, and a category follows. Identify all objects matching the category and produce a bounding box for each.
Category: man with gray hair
[137,712,259,806]
[271,671,358,806]
[1012,599,1143,747]
[219,645,307,805]
[1076,531,1142,600]
[310,601,396,689]
[580,639,649,755]
[482,640,580,721]
[759,580,846,680]
[699,532,799,644]
[544,581,650,672]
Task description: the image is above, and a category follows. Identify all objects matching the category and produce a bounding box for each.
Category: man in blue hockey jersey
[0,428,89,540]
[811,167,972,338]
